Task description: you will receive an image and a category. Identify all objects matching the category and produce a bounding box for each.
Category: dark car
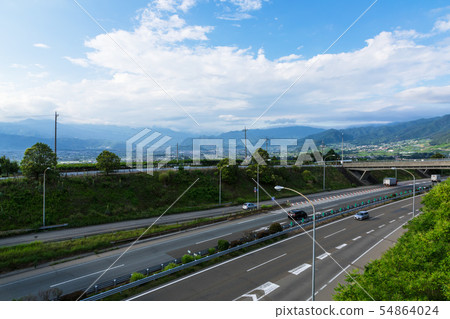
[288,209,308,220]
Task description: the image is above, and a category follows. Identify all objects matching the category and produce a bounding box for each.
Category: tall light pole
[219,165,229,205]
[322,154,334,191]
[257,164,259,209]
[341,131,344,165]
[392,167,415,218]
[274,185,316,301]
[43,167,51,227]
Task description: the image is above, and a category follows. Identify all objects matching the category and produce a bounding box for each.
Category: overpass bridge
[342,159,450,171]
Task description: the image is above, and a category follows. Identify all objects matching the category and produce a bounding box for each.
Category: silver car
[354,211,369,220]
[242,202,257,210]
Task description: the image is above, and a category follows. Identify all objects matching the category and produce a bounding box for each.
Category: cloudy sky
[1,0,450,134]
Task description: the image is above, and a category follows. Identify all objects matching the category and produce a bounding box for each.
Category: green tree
[333,180,450,301]
[20,143,57,180]
[0,156,19,177]
[324,149,341,162]
[96,150,121,175]
[430,153,445,159]
[217,158,238,184]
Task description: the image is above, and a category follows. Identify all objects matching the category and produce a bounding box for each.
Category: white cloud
[33,43,50,49]
[64,56,89,68]
[226,0,263,12]
[1,5,450,132]
[433,15,450,32]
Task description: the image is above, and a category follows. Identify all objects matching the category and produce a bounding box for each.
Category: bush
[208,247,216,255]
[230,240,240,248]
[269,222,283,234]
[217,239,230,251]
[163,263,178,271]
[130,272,146,282]
[181,254,194,264]
[256,230,271,239]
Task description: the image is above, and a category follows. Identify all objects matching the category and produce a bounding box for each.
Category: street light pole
[43,167,51,227]
[392,167,415,218]
[274,185,316,300]
[219,165,229,205]
[257,164,259,209]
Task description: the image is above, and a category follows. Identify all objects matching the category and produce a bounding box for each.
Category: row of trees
[1,143,121,180]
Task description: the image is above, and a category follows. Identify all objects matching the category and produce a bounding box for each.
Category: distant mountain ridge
[0,114,448,160]
[303,114,450,146]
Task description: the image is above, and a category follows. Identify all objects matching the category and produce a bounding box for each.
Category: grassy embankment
[0,166,354,231]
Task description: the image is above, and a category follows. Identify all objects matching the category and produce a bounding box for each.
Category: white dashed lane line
[352,236,362,241]
[378,224,386,228]
[336,243,347,250]
[389,220,395,223]
[367,230,374,234]
[317,252,330,260]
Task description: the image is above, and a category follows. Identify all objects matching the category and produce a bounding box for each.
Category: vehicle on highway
[354,210,369,220]
[288,209,308,220]
[383,177,397,186]
[431,174,441,183]
[242,202,257,210]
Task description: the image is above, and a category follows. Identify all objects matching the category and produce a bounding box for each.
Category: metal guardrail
[82,187,430,301]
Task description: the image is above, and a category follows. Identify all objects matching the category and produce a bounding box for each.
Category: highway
[0,180,430,300]
[0,180,428,247]
[130,195,423,301]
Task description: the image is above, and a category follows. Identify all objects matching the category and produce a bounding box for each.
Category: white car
[242,203,257,210]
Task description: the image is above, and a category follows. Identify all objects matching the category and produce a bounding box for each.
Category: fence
[82,186,430,301]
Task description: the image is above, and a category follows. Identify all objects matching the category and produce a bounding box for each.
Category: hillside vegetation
[0,166,353,231]
[333,179,450,301]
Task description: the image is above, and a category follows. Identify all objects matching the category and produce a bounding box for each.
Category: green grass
[0,216,226,273]
[0,166,354,231]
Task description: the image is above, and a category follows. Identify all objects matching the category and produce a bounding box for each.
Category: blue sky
[1,0,450,133]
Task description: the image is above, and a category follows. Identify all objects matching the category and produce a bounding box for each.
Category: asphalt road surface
[0,180,430,300]
[130,195,423,301]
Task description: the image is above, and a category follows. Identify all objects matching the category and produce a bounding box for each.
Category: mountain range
[0,114,448,161]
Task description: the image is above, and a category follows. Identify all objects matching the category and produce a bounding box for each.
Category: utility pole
[243,126,247,159]
[54,111,59,163]
[341,132,344,165]
[176,143,179,164]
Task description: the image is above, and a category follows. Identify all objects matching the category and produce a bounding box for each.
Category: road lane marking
[128,196,424,301]
[352,222,409,265]
[328,265,351,284]
[247,253,287,272]
[389,220,395,223]
[399,216,405,219]
[50,264,125,287]
[352,236,362,241]
[401,204,411,208]
[320,284,327,291]
[366,230,374,234]
[237,218,258,224]
[317,252,330,260]
[336,243,347,250]
[254,227,268,232]
[378,224,385,228]
[374,213,384,218]
[408,212,413,215]
[288,263,311,275]
[323,228,346,239]
[195,233,232,245]
[234,282,279,301]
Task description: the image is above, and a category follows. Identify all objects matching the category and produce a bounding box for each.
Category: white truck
[383,177,397,186]
[431,174,441,183]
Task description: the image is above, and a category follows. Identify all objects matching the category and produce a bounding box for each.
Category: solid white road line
[328,265,351,284]
[352,236,362,241]
[336,243,347,250]
[50,264,125,287]
[247,253,287,272]
[323,228,346,239]
[195,233,233,245]
[288,263,311,276]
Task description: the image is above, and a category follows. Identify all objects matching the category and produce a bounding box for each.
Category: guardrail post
[95,285,98,293]
[146,268,149,275]
[113,279,116,287]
